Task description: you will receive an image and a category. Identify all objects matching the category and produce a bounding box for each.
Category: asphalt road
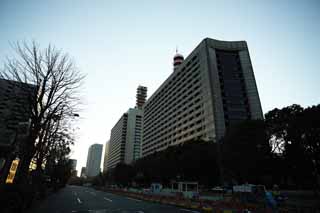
[27,185,199,213]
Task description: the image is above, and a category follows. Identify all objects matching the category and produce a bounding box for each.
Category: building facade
[124,108,143,164]
[85,144,103,177]
[69,159,77,177]
[69,159,77,170]
[142,38,263,157]
[107,108,143,170]
[0,79,35,147]
[103,140,109,172]
[80,167,86,178]
[0,79,36,183]
[107,113,128,170]
[106,86,146,170]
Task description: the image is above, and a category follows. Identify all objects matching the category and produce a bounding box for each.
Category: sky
[1,0,319,173]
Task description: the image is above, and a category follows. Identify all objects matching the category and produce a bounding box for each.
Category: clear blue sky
[1,0,319,173]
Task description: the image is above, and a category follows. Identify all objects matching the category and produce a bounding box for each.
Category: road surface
[27,185,199,213]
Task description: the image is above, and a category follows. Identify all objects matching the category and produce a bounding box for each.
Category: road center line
[180,209,199,213]
[103,197,113,202]
[77,197,82,204]
[127,197,141,202]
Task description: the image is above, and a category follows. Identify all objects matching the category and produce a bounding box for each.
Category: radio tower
[173,47,184,71]
[136,85,147,109]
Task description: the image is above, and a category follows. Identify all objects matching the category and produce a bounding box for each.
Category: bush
[0,184,36,213]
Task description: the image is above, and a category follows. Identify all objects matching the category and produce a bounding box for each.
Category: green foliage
[104,140,220,187]
[265,104,320,189]
[221,119,272,185]
[101,104,320,191]
[45,158,72,189]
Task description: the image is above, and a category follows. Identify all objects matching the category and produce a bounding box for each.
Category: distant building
[103,141,109,172]
[85,144,103,177]
[142,38,263,157]
[71,170,78,177]
[69,159,77,177]
[107,86,146,170]
[80,167,86,178]
[69,159,77,170]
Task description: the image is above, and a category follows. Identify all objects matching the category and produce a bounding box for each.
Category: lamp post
[0,121,30,184]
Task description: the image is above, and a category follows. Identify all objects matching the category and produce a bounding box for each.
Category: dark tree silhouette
[265,104,320,190]
[221,120,272,185]
[0,41,84,183]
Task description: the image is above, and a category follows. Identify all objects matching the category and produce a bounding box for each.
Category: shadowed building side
[0,79,37,183]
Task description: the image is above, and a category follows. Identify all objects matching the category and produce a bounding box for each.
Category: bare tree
[0,41,84,183]
[34,109,76,172]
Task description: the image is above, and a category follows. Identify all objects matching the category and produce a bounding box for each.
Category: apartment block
[106,86,147,170]
[85,143,103,177]
[142,38,263,157]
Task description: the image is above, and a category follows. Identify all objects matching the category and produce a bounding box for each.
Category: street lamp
[0,121,31,184]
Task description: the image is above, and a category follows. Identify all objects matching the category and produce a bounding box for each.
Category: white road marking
[127,197,141,202]
[103,197,113,202]
[180,209,199,213]
[77,197,82,204]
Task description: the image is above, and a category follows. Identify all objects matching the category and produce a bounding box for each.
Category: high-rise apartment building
[142,38,263,157]
[85,144,103,177]
[0,79,36,147]
[107,108,143,170]
[107,86,146,170]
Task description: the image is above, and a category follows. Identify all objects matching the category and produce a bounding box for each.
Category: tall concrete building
[103,140,109,172]
[0,79,35,147]
[85,144,103,177]
[107,86,146,170]
[69,159,77,170]
[80,167,86,178]
[69,159,77,177]
[142,38,263,157]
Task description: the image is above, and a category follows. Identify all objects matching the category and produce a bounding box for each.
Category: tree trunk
[15,136,36,184]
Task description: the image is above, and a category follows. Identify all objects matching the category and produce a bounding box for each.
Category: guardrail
[94,187,319,213]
